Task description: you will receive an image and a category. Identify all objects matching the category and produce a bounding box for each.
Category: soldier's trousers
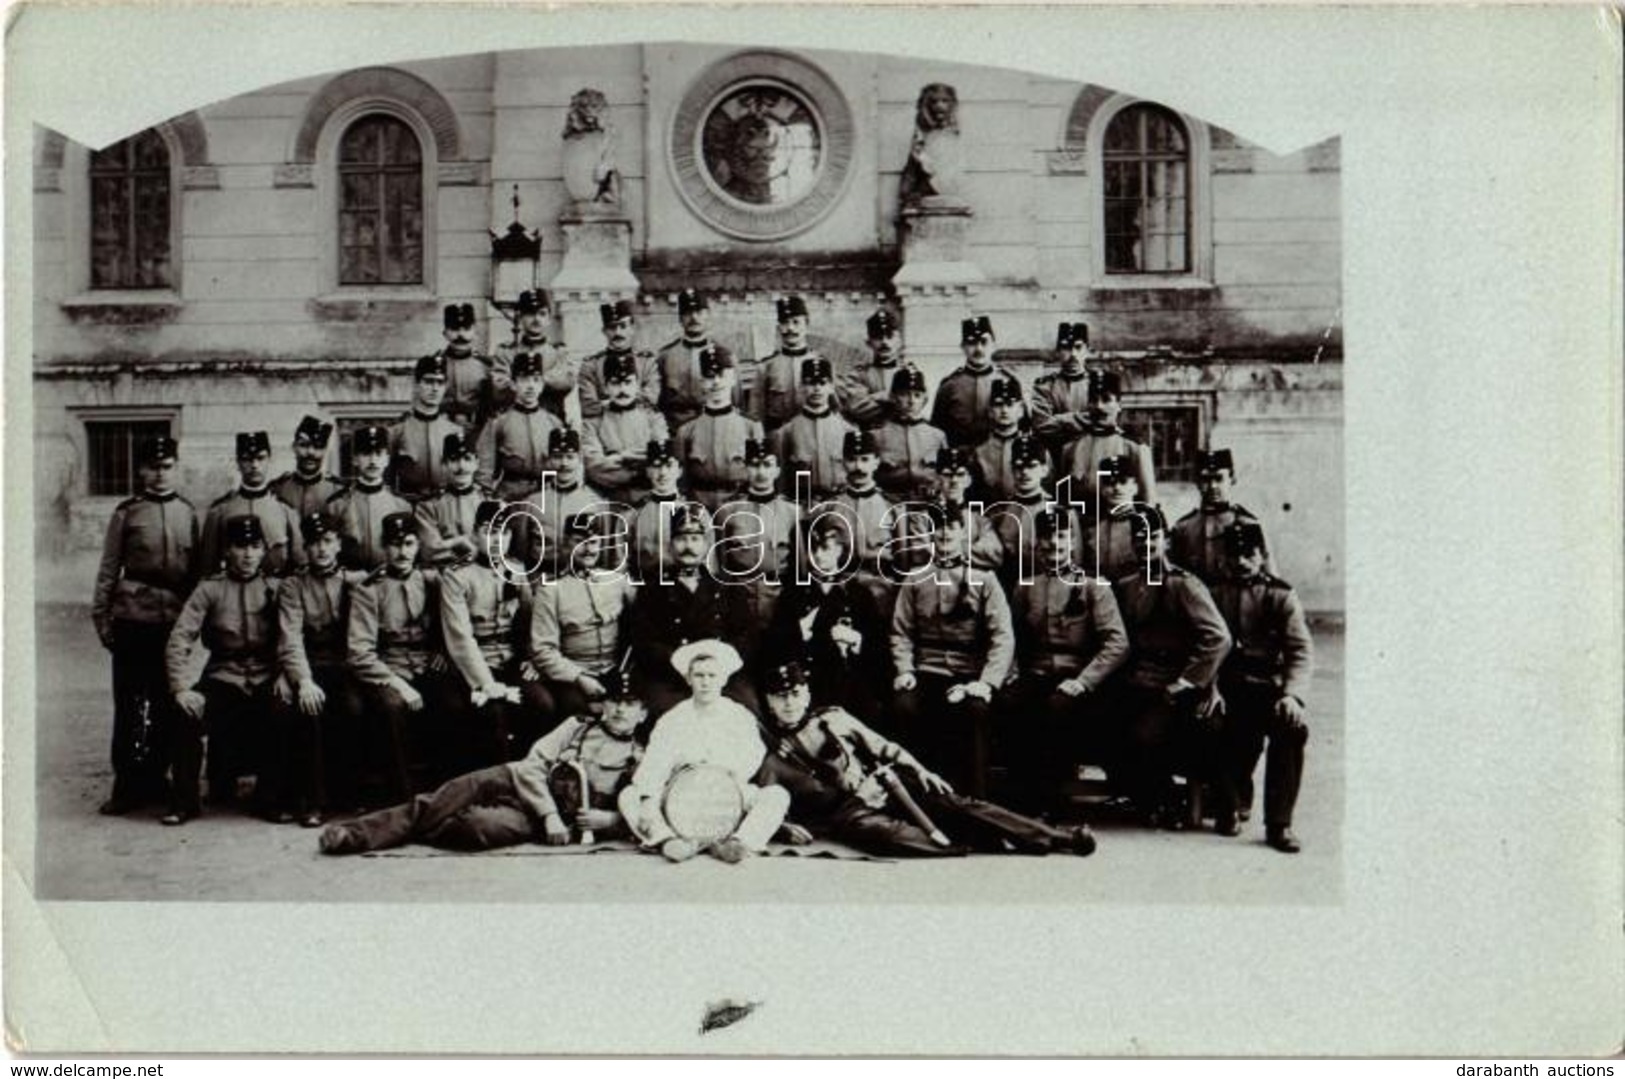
[1100,681,1217,817]
[1213,679,1307,829]
[325,764,540,853]
[890,674,996,799]
[107,620,178,805]
[170,677,275,815]
[267,667,365,815]
[436,671,550,777]
[1004,677,1106,814]
[360,672,459,800]
[823,790,1078,858]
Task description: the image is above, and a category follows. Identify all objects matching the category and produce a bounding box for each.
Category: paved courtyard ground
[24,601,1344,906]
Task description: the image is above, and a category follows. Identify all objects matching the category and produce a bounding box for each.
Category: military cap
[352,424,390,455]
[989,376,1022,406]
[415,353,449,380]
[599,299,636,327]
[697,346,733,377]
[1087,369,1124,399]
[1011,433,1047,469]
[140,435,179,463]
[515,289,548,315]
[775,295,809,323]
[473,499,506,531]
[603,350,640,382]
[511,351,545,378]
[805,512,853,547]
[380,512,417,547]
[669,503,709,536]
[933,445,973,473]
[562,511,600,537]
[866,309,899,339]
[442,432,477,460]
[1122,502,1169,536]
[743,437,777,465]
[646,438,678,466]
[925,500,967,529]
[548,428,582,455]
[961,315,995,344]
[800,357,834,384]
[676,289,709,315]
[300,510,340,544]
[235,431,272,458]
[763,659,811,695]
[1097,454,1134,481]
[600,665,644,702]
[891,365,928,394]
[842,429,879,459]
[443,303,477,330]
[1196,448,1236,477]
[224,514,265,547]
[1224,519,1268,555]
[671,638,743,680]
[1056,322,1089,349]
[293,415,334,447]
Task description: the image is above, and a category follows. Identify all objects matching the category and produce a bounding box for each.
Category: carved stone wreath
[670,52,855,242]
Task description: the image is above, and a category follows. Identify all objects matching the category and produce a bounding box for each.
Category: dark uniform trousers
[1097,680,1215,819]
[1214,676,1306,829]
[360,671,463,797]
[268,665,365,814]
[1004,677,1109,815]
[170,679,276,815]
[108,621,180,804]
[889,676,999,800]
[335,765,541,852]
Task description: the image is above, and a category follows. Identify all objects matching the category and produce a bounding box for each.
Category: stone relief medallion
[670,52,855,241]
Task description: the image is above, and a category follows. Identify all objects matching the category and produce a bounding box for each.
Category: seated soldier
[618,641,790,864]
[318,667,647,856]
[583,350,670,506]
[1170,448,1272,587]
[889,501,1015,798]
[757,661,1097,858]
[477,351,564,500]
[528,511,637,728]
[1208,520,1313,852]
[871,364,948,502]
[163,515,281,825]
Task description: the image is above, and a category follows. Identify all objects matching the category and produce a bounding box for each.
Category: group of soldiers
[91,288,1314,857]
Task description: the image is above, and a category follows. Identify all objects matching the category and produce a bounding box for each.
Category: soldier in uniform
[746,294,825,434]
[821,429,899,616]
[328,424,414,571]
[439,500,542,770]
[199,431,303,576]
[713,437,801,660]
[757,660,1098,858]
[163,515,281,825]
[578,299,659,420]
[1085,457,1155,583]
[837,308,905,428]
[675,346,763,511]
[1006,508,1130,815]
[414,432,490,566]
[984,433,1084,591]
[1207,520,1313,851]
[270,416,347,519]
[436,302,509,433]
[390,353,462,499]
[91,435,199,815]
[871,364,949,501]
[774,356,854,504]
[1170,448,1272,586]
[1062,369,1157,510]
[519,428,606,580]
[273,510,367,825]
[922,446,1005,573]
[931,315,1022,447]
[628,504,755,718]
[889,501,1016,798]
[970,373,1029,502]
[627,439,709,582]
[476,351,563,501]
[656,288,738,430]
[347,512,451,797]
[1029,322,1095,462]
[1105,506,1232,827]
[528,511,638,728]
[582,349,670,506]
[490,289,575,423]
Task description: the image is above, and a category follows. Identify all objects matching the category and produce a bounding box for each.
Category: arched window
[89,130,172,289]
[337,115,424,285]
[1102,104,1190,275]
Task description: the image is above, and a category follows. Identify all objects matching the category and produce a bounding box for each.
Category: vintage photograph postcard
[4,2,1619,1057]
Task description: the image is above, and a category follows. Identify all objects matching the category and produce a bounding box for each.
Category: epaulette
[272,471,296,486]
[362,564,389,585]
[115,495,144,512]
[209,491,234,508]
[324,488,350,504]
[1260,573,1294,591]
[327,475,351,489]
[1033,372,1058,385]
[1231,503,1261,521]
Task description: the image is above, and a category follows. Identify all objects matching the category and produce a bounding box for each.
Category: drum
[661,764,745,845]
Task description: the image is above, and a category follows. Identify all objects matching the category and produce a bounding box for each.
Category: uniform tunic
[439,561,530,691]
[348,569,440,693]
[774,406,854,502]
[327,482,414,571]
[1012,570,1130,688]
[713,491,800,634]
[1085,508,1143,584]
[520,480,608,579]
[628,493,711,582]
[509,717,642,817]
[826,485,896,573]
[836,360,900,428]
[628,569,749,683]
[276,564,362,683]
[1111,567,1231,690]
[930,364,1021,447]
[985,495,1087,586]
[200,487,303,577]
[871,416,949,501]
[492,336,574,421]
[389,409,463,498]
[475,402,563,500]
[165,572,281,694]
[413,483,492,563]
[530,570,637,683]
[1208,572,1313,704]
[438,350,508,433]
[971,427,1024,502]
[655,338,739,430]
[745,348,824,433]
[1028,370,1093,456]
[890,564,1015,685]
[1170,503,1271,586]
[93,491,200,634]
[675,406,764,510]
[577,347,660,420]
[583,403,669,505]
[270,471,348,520]
[1063,426,1157,509]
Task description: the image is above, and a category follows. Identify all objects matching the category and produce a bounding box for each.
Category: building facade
[31,44,1343,609]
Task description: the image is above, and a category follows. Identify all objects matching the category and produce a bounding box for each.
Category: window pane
[86,420,171,496]
[1101,104,1191,276]
[340,118,381,164]
[89,132,171,290]
[1120,407,1200,483]
[337,116,423,287]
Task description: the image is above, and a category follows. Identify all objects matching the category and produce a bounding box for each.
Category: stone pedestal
[549,207,641,353]
[893,198,985,389]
